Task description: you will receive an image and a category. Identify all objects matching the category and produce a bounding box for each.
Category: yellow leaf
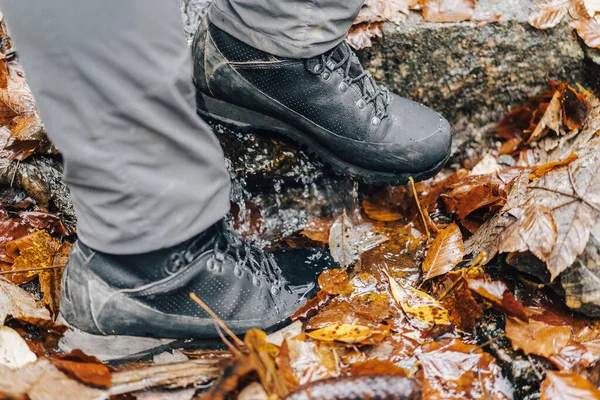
[307,324,379,344]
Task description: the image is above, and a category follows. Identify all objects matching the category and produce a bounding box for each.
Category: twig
[0,265,63,276]
[190,292,245,349]
[437,252,486,301]
[9,159,20,187]
[408,176,437,242]
[109,359,222,395]
[469,334,505,353]
[528,355,544,381]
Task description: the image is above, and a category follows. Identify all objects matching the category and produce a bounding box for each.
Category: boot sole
[57,316,226,363]
[196,93,450,186]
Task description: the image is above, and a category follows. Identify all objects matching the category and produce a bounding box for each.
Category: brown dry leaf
[498,197,558,262]
[562,86,591,131]
[528,0,570,29]
[300,217,333,245]
[3,113,44,161]
[50,350,111,388]
[527,88,563,144]
[356,0,417,24]
[534,152,600,280]
[307,323,389,345]
[540,370,600,399]
[418,339,514,399]
[505,317,572,358]
[572,17,600,48]
[421,223,464,282]
[346,22,383,50]
[317,269,350,295]
[362,198,404,222]
[420,0,476,22]
[466,275,529,322]
[6,231,68,315]
[0,359,106,400]
[0,276,51,325]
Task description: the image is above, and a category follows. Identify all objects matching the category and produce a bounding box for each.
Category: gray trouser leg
[209,0,365,58]
[1,0,231,254]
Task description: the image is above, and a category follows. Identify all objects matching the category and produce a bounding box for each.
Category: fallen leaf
[50,349,111,388]
[277,338,338,386]
[0,276,51,325]
[0,358,107,400]
[362,198,404,222]
[317,269,350,295]
[307,323,389,345]
[540,370,600,399]
[384,268,450,327]
[498,197,558,262]
[420,0,476,22]
[418,339,514,399]
[346,22,384,50]
[328,211,388,268]
[572,17,600,48]
[301,218,334,244]
[421,223,464,282]
[527,88,563,143]
[19,211,75,237]
[0,326,37,369]
[528,0,570,30]
[466,276,528,322]
[505,317,572,358]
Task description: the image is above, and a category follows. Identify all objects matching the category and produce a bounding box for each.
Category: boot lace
[169,221,284,296]
[307,41,390,120]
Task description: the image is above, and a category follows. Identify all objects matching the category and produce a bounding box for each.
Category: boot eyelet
[313,64,323,73]
[271,286,281,296]
[234,266,244,278]
[252,276,262,287]
[321,72,331,81]
[357,99,367,109]
[339,82,348,92]
[207,258,217,271]
[372,117,381,126]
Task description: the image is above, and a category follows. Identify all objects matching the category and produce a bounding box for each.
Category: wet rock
[357,0,593,161]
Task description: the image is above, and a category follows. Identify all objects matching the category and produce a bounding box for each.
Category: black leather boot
[58,220,336,361]
[192,18,452,185]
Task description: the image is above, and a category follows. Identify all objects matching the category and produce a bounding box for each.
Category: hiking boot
[58,220,336,361]
[192,18,452,186]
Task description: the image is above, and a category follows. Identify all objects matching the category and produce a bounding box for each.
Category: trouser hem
[208,3,347,59]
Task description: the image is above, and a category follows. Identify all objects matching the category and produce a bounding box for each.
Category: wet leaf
[300,217,334,245]
[420,0,476,22]
[346,359,408,376]
[384,269,450,327]
[498,198,558,262]
[362,198,404,222]
[527,88,563,143]
[505,317,572,358]
[0,276,50,325]
[0,326,37,369]
[572,17,600,48]
[418,339,514,399]
[421,223,464,282]
[328,211,388,268]
[19,211,75,237]
[277,338,338,386]
[540,370,600,399]
[466,276,528,322]
[317,269,350,295]
[528,1,570,30]
[307,323,389,345]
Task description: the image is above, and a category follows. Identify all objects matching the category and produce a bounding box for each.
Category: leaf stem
[190,292,245,349]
